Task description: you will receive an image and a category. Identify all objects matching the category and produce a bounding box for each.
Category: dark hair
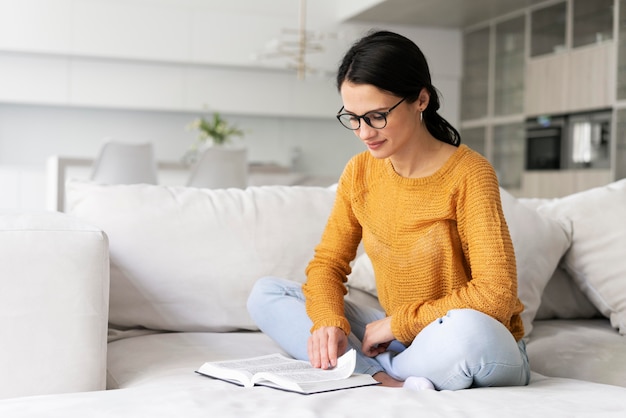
[336,30,460,146]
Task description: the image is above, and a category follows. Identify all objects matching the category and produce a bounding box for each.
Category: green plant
[188,112,244,146]
[184,112,245,164]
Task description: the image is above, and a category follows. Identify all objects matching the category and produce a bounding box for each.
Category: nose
[357,122,377,141]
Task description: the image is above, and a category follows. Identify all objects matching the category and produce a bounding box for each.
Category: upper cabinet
[572,0,614,48]
[525,0,615,116]
[530,2,567,57]
[617,0,626,100]
[495,16,526,116]
[461,27,490,120]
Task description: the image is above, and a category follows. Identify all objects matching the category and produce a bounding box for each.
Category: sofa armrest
[0,211,109,399]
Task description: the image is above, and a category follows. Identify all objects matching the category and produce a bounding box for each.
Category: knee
[247,276,279,314]
[436,309,513,349]
[247,276,299,318]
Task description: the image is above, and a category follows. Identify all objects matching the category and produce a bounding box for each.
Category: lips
[365,139,386,150]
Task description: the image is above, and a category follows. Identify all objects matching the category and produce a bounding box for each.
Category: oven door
[525,116,565,170]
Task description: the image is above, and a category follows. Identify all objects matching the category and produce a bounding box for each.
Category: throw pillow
[536,179,626,334]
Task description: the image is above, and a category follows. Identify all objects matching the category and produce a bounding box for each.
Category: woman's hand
[362,316,394,357]
[307,326,348,369]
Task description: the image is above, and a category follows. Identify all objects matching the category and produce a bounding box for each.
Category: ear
[417,87,430,111]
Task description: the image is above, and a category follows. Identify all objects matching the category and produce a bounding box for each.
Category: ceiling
[347,0,548,28]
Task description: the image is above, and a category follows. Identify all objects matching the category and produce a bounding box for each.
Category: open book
[195,349,379,394]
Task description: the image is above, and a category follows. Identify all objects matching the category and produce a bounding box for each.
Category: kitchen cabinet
[617,0,626,100]
[614,108,626,179]
[495,16,526,116]
[530,2,567,57]
[572,0,614,48]
[567,42,615,112]
[525,52,569,116]
[492,123,525,189]
[461,27,490,121]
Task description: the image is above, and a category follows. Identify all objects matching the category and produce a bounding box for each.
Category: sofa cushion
[526,319,626,387]
[534,266,601,320]
[536,179,626,335]
[348,188,572,337]
[66,181,336,333]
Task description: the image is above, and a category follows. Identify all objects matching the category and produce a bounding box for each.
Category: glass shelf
[495,15,526,116]
[531,2,567,57]
[617,0,626,100]
[493,123,525,189]
[461,27,490,120]
[572,0,614,48]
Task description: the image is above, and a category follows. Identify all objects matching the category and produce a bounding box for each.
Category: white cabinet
[525,53,569,116]
[526,41,614,116]
[568,42,615,112]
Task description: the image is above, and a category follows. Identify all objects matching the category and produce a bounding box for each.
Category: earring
[420,112,423,122]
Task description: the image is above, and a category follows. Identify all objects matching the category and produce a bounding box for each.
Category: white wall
[0,0,461,210]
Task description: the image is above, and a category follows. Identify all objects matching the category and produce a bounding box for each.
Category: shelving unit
[530,2,567,57]
[460,0,621,196]
[461,28,490,121]
[495,16,526,117]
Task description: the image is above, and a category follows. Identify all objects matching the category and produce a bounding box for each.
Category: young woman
[247,30,530,391]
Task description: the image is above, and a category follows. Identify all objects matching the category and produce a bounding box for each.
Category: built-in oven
[525,115,565,170]
[525,109,612,171]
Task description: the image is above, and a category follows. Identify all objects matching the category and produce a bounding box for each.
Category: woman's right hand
[307,326,348,370]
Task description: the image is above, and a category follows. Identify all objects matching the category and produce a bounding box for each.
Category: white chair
[90,141,158,185]
[186,147,248,189]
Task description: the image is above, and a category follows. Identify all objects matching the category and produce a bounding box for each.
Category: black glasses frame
[336,98,406,130]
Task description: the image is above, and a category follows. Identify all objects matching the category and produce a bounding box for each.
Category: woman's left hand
[362,316,395,357]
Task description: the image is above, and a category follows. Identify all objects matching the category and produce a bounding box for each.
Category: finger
[327,331,338,368]
[308,335,321,368]
[318,332,330,370]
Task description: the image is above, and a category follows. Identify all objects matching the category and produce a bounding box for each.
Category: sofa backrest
[66,181,336,332]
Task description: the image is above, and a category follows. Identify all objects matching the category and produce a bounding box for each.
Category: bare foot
[373,372,404,387]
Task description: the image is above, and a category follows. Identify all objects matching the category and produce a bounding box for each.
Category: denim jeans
[247,276,530,390]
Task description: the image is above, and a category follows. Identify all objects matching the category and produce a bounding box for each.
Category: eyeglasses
[336,98,406,130]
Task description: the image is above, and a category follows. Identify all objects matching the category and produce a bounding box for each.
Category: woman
[247,30,530,391]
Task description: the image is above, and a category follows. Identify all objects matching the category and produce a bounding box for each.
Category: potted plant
[183,112,244,165]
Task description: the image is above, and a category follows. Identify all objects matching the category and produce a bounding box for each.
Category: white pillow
[66,181,336,333]
[536,179,626,334]
[348,188,572,337]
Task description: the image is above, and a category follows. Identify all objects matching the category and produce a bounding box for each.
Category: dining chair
[186,147,248,189]
[90,141,158,185]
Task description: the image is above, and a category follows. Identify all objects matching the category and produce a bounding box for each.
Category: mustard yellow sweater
[303,145,525,345]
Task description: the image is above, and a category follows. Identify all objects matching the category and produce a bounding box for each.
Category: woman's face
[339,82,421,159]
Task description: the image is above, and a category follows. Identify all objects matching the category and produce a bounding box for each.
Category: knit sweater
[302,145,525,345]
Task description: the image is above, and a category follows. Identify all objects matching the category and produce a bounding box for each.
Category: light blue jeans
[247,276,530,391]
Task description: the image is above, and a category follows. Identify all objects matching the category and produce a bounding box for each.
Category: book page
[198,353,301,387]
[197,349,377,393]
[250,349,357,392]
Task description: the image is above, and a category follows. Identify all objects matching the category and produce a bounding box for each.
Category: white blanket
[3,331,624,418]
[1,371,625,417]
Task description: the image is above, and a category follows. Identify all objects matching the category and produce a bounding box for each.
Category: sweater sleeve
[302,159,363,336]
[391,158,524,343]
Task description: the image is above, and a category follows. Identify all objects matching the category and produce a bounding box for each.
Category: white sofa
[1,178,625,417]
